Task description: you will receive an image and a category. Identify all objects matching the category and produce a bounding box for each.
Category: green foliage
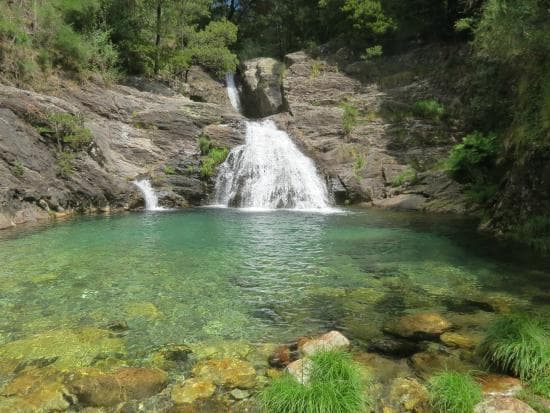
[198,135,229,179]
[163,165,176,175]
[392,167,418,187]
[428,371,482,413]
[361,45,383,61]
[198,135,212,156]
[260,351,367,413]
[341,102,359,135]
[310,60,324,79]
[56,151,75,178]
[529,376,550,398]
[38,113,93,152]
[11,160,24,177]
[514,215,550,252]
[353,152,365,176]
[446,132,498,183]
[477,314,550,380]
[412,99,445,121]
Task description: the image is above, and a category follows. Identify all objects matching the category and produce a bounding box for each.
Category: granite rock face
[0,76,244,229]
[277,46,468,210]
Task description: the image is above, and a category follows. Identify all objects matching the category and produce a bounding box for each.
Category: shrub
[163,165,176,175]
[342,102,359,135]
[56,151,75,178]
[392,166,418,187]
[446,132,498,183]
[412,99,445,121]
[11,160,24,177]
[428,371,482,413]
[477,314,550,380]
[515,215,550,252]
[200,147,229,178]
[198,135,212,155]
[37,112,93,151]
[260,351,367,413]
[361,45,383,61]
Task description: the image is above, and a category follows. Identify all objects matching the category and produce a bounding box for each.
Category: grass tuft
[412,99,445,121]
[341,102,359,135]
[477,313,550,380]
[260,351,367,413]
[428,371,482,413]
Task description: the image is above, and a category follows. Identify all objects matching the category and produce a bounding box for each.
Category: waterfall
[215,74,331,210]
[225,73,242,113]
[134,179,164,211]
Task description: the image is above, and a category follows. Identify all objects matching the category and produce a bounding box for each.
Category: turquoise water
[0,208,549,360]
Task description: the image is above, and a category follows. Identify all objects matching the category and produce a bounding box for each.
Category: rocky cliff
[241,46,469,212]
[0,68,244,230]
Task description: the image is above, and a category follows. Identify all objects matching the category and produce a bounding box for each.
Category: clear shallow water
[0,208,549,360]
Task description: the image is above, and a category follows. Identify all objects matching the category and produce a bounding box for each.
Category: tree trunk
[154,0,162,75]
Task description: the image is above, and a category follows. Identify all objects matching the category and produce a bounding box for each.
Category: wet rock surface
[383,312,452,340]
[474,396,538,413]
[0,77,244,229]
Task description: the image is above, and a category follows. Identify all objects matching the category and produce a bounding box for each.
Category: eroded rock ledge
[0,70,244,230]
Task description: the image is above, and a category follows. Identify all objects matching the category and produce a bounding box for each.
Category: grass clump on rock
[260,351,367,413]
[477,313,550,380]
[428,371,482,413]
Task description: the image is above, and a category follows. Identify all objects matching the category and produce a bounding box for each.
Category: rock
[192,358,256,389]
[474,396,537,413]
[286,358,313,385]
[0,327,125,371]
[230,389,250,400]
[0,79,243,232]
[383,312,452,340]
[104,320,129,332]
[388,377,431,413]
[441,331,481,349]
[299,331,351,356]
[185,66,232,107]
[268,345,299,368]
[241,58,285,117]
[170,378,216,405]
[477,374,522,397]
[0,366,75,413]
[125,302,164,320]
[68,367,168,407]
[367,337,424,357]
[410,349,471,380]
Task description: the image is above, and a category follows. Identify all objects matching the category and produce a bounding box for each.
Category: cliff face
[239,46,469,212]
[0,69,244,230]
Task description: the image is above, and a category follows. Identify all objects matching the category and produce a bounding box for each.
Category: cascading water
[134,179,164,211]
[215,74,331,210]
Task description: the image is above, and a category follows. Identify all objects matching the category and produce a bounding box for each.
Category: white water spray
[215,74,331,210]
[134,179,164,211]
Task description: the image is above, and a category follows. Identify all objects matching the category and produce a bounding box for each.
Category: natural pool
[0,208,549,364]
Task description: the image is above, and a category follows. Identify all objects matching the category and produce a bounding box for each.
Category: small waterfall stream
[134,179,164,211]
[215,74,332,210]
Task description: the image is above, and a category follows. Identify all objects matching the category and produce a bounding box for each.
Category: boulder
[388,377,431,413]
[299,331,351,356]
[367,337,424,357]
[477,375,522,397]
[441,331,481,349]
[286,358,313,385]
[68,367,168,407]
[192,358,257,389]
[170,378,216,405]
[383,312,452,340]
[241,58,285,117]
[474,396,537,413]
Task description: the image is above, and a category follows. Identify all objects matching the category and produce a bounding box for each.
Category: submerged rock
[410,349,471,380]
[0,327,125,371]
[299,330,351,356]
[170,378,216,405]
[383,312,452,340]
[474,396,537,413]
[192,358,256,389]
[68,367,168,407]
[477,374,523,397]
[440,331,481,349]
[388,377,431,413]
[368,337,423,357]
